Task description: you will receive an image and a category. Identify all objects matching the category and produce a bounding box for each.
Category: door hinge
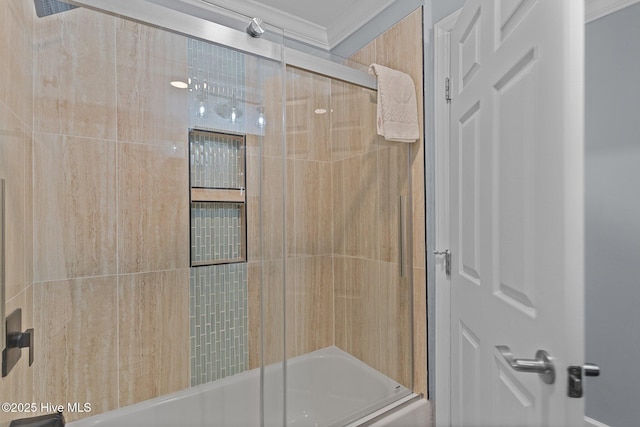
[434,250,451,277]
[445,77,451,103]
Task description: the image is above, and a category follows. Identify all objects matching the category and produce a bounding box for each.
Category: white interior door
[449,1,585,426]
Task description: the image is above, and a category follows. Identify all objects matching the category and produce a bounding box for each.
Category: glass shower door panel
[184,18,287,427]
[283,69,414,426]
[243,38,287,427]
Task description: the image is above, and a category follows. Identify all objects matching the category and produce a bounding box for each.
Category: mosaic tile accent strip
[190,131,244,189]
[188,38,247,133]
[187,37,252,388]
[190,263,248,386]
[191,202,244,264]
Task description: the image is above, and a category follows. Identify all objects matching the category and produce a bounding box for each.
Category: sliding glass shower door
[281,65,414,425]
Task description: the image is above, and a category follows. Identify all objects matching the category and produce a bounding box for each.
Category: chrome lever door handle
[496,345,556,384]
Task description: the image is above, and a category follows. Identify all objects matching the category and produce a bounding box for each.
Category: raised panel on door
[496,0,537,46]
[493,354,537,427]
[493,48,539,319]
[457,321,481,426]
[459,101,481,286]
[459,6,481,90]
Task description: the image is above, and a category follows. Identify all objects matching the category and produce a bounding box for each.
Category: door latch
[568,364,600,398]
[433,250,451,277]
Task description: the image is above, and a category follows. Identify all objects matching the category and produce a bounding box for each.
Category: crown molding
[327,0,396,49]
[194,0,403,51]
[586,0,640,22]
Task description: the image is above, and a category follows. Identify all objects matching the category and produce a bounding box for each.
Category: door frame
[433,9,459,427]
[432,1,639,426]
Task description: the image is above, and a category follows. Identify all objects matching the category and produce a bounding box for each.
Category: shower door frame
[70,0,377,91]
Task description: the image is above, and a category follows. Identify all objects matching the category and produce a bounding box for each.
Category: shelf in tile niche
[190,202,246,266]
[190,129,245,190]
[191,188,245,203]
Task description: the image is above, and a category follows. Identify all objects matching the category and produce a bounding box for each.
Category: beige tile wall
[247,10,426,396]
[7,7,191,423]
[117,270,190,407]
[247,69,335,368]
[333,8,425,392]
[363,8,427,396]
[33,9,117,140]
[329,10,426,391]
[33,134,117,281]
[117,142,189,274]
[331,98,413,389]
[116,20,188,148]
[0,0,34,424]
[245,69,287,369]
[33,277,119,423]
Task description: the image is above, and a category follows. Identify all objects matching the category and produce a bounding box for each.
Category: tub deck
[69,346,413,427]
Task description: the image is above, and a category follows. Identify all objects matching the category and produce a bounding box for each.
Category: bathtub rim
[68,346,415,427]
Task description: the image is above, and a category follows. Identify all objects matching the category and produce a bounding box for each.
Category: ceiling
[200,0,399,50]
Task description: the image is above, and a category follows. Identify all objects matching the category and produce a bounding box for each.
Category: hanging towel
[368,64,420,143]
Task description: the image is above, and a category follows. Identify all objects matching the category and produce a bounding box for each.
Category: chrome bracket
[433,250,450,277]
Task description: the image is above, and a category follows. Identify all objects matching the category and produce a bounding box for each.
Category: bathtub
[69,346,429,427]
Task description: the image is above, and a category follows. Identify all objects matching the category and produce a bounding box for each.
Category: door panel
[494,48,538,318]
[459,7,481,89]
[458,321,481,425]
[459,101,481,285]
[494,360,536,424]
[449,1,585,426]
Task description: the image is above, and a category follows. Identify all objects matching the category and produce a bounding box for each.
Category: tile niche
[189,129,247,266]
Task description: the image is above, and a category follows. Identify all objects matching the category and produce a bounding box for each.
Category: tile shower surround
[2,1,37,424]
[251,10,426,395]
[0,4,427,424]
[27,12,191,422]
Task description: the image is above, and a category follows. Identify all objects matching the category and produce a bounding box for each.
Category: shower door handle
[399,195,406,278]
[496,345,556,384]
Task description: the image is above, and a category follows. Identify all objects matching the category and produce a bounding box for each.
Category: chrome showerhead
[33,0,78,18]
[246,18,265,38]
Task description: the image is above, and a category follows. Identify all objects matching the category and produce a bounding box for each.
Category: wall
[344,8,425,392]
[0,6,191,423]
[333,0,466,399]
[247,67,335,368]
[585,4,640,426]
[249,11,425,396]
[0,1,34,425]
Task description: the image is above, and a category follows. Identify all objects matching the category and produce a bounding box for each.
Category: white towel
[368,64,420,143]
